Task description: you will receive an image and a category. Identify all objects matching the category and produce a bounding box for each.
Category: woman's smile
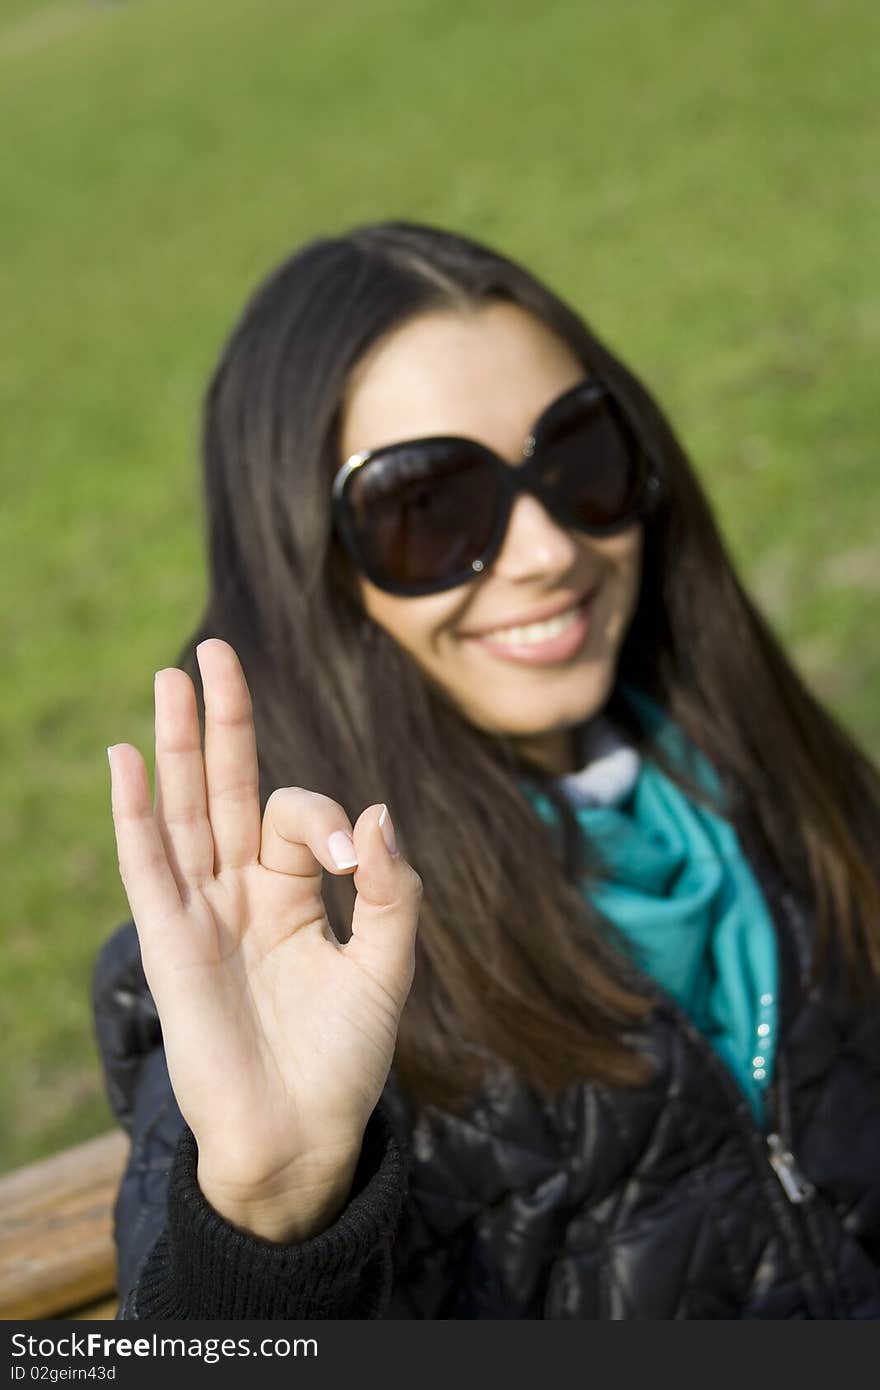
[460,585,599,664]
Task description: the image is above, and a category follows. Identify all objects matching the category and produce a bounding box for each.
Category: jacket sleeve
[118,1096,407,1320]
[93,921,408,1320]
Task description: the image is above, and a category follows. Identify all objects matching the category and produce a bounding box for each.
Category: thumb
[345,803,422,995]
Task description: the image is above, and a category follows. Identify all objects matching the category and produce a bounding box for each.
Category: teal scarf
[523,684,778,1125]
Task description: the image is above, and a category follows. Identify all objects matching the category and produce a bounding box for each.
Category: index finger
[258,785,359,878]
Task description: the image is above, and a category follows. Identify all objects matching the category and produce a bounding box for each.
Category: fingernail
[378,804,398,856]
[328,830,358,870]
[107,746,116,772]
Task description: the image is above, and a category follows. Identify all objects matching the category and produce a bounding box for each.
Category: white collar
[557,715,641,808]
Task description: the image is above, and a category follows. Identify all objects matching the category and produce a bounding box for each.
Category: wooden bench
[0,1131,129,1320]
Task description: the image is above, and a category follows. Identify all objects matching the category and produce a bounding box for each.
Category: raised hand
[107,638,422,1241]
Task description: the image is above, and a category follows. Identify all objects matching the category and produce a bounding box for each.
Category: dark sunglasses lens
[538,395,645,527]
[345,441,498,588]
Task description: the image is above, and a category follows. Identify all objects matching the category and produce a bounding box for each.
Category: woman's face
[339,301,644,776]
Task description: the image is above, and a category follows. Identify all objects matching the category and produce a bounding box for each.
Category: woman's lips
[463,590,597,666]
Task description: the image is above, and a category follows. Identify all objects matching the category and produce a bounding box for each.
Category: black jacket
[92,810,880,1319]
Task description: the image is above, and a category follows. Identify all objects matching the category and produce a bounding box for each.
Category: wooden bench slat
[66,1295,120,1321]
[0,1130,129,1320]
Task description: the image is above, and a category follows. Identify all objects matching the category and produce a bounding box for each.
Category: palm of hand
[108,639,421,1206]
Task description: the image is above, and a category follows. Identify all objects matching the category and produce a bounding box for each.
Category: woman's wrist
[196,1146,363,1244]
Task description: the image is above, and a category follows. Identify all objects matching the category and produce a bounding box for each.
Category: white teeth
[481,603,583,646]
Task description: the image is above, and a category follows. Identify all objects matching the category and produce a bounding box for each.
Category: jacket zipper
[759,911,843,1316]
[765,1133,815,1204]
[640,991,835,1317]
[762,981,816,1205]
[615,864,840,1315]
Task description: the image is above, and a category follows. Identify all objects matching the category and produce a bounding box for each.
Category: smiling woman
[94,220,880,1319]
[339,305,649,773]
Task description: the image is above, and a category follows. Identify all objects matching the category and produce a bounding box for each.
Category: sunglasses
[332,375,664,596]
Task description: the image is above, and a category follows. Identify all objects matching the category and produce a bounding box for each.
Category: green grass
[1,0,878,1173]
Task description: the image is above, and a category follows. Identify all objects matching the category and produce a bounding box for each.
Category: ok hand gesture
[108,639,421,1241]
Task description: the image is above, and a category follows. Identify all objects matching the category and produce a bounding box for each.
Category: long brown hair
[169,220,880,1111]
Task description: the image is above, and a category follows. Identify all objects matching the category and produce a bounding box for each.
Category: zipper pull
[766,1133,816,1204]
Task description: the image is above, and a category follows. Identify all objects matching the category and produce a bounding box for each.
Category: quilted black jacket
[92,812,880,1319]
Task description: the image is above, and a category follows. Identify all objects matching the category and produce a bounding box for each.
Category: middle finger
[154,667,216,891]
[197,638,262,874]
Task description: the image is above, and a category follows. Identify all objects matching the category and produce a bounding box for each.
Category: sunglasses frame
[331,375,665,597]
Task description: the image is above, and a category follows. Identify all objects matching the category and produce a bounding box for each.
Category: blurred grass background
[1,0,877,1174]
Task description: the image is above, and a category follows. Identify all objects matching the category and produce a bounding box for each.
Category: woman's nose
[490,491,581,582]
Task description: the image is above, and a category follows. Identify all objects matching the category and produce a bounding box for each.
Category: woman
[95,220,880,1319]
